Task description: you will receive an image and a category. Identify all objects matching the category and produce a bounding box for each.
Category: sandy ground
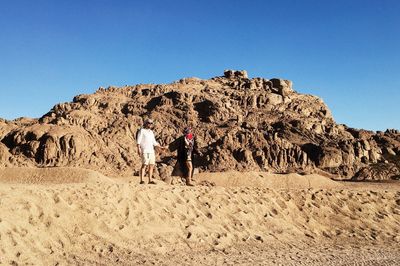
[0,167,399,265]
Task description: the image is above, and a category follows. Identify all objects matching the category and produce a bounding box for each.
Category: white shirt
[136,128,160,153]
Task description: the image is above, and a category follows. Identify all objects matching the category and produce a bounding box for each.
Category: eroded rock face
[352,163,400,181]
[0,143,11,166]
[0,71,399,180]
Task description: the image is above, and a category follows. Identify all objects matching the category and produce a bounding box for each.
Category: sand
[0,167,399,265]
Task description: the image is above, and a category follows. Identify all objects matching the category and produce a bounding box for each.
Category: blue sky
[0,0,399,131]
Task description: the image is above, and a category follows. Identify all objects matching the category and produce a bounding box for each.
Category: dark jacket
[169,135,198,177]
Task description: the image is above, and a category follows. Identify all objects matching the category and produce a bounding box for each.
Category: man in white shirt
[136,118,165,184]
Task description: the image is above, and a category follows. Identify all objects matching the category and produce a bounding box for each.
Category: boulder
[224,69,248,79]
[270,78,294,96]
[352,163,400,181]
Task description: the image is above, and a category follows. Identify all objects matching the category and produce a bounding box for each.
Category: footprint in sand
[311,193,317,200]
[275,199,287,209]
[124,207,129,218]
[53,194,60,204]
[311,201,320,208]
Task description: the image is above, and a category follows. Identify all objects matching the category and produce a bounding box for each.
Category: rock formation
[1,70,399,180]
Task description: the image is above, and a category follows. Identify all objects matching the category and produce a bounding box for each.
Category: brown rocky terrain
[1,70,399,180]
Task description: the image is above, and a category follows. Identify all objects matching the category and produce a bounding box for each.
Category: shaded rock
[384,147,396,156]
[224,69,248,79]
[270,78,293,96]
[386,129,400,134]
[353,163,400,181]
[318,147,343,168]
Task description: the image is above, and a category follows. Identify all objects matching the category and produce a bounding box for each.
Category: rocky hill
[1,70,399,180]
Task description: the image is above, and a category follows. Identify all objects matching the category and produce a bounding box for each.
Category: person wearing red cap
[183,127,195,185]
[169,127,198,186]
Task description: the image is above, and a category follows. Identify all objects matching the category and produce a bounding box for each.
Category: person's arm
[155,140,168,150]
[168,137,179,152]
[154,140,161,148]
[193,138,201,156]
[153,132,167,150]
[136,129,143,155]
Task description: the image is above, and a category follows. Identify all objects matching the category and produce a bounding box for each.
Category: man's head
[144,118,154,129]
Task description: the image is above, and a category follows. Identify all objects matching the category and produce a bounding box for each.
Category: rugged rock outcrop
[0,70,399,180]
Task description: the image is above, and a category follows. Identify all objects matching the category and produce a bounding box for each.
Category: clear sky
[0,0,399,131]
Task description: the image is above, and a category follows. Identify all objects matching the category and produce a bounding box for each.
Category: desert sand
[0,167,399,265]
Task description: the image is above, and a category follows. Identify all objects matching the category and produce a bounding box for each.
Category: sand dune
[0,168,399,265]
[0,167,109,184]
[195,171,343,189]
